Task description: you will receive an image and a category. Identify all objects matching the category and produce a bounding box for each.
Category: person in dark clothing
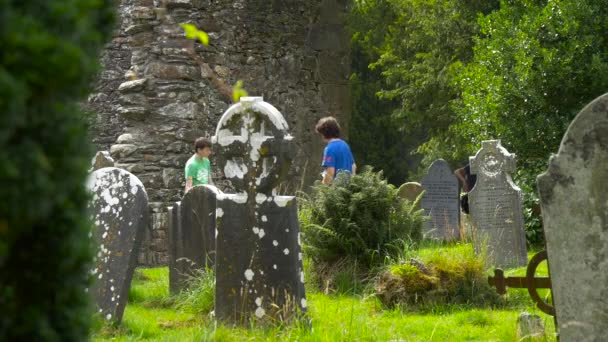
[454,163,477,214]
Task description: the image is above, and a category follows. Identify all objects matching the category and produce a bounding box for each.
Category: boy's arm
[322,167,335,185]
[186,176,193,192]
[352,163,357,175]
[185,162,194,192]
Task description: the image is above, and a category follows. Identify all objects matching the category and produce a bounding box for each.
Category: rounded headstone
[397,182,423,204]
[537,93,608,340]
[87,167,148,323]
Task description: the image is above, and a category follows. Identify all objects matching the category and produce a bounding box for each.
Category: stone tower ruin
[86,0,351,265]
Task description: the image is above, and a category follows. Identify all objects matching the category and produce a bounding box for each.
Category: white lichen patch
[283,248,290,255]
[256,193,267,204]
[216,208,224,218]
[299,252,303,261]
[253,227,260,234]
[244,269,254,281]
[301,298,307,309]
[273,240,278,246]
[255,307,265,318]
[106,313,112,320]
[274,196,293,207]
[273,264,277,270]
[255,297,262,306]
[224,160,248,179]
[229,192,248,204]
[300,271,305,283]
[258,229,265,239]
[261,215,268,222]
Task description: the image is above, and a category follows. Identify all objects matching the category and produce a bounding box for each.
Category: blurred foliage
[0,0,114,340]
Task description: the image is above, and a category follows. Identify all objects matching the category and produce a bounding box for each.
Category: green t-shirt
[185,155,211,186]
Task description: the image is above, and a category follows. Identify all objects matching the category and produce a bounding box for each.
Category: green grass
[93,249,557,341]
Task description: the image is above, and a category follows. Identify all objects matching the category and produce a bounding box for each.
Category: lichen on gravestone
[537,93,608,341]
[212,97,306,324]
[469,140,527,268]
[87,167,148,323]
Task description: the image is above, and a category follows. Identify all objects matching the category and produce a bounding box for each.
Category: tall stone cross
[469,140,528,267]
[212,97,306,324]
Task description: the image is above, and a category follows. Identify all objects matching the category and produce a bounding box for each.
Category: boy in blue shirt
[315,116,356,185]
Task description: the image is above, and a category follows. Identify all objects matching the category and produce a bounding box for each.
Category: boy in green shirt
[185,137,213,192]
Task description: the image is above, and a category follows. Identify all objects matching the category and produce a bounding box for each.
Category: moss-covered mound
[375,244,500,309]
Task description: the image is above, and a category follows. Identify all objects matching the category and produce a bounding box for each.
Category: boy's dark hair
[194,137,212,152]
[315,116,341,139]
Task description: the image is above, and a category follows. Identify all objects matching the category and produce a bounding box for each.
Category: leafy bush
[514,161,547,248]
[376,243,500,309]
[0,1,114,340]
[300,167,424,267]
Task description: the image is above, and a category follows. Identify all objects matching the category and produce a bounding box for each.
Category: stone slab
[420,160,460,239]
[537,93,608,340]
[87,167,148,323]
[469,140,527,267]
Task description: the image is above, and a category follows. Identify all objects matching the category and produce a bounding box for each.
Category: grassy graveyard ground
[92,244,556,341]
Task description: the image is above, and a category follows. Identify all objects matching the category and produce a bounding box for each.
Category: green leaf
[232,80,248,103]
[180,23,209,46]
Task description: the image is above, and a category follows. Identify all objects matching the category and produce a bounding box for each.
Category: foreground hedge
[0,1,114,340]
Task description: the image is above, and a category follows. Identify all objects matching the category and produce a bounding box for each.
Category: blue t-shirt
[322,139,355,175]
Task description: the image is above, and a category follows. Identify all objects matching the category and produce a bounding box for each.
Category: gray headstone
[469,140,527,267]
[420,160,460,239]
[212,97,306,324]
[168,184,217,294]
[91,151,115,171]
[397,182,423,204]
[87,167,148,323]
[517,312,545,341]
[537,93,608,340]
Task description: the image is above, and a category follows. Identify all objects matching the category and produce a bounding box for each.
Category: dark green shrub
[300,167,424,267]
[0,1,114,340]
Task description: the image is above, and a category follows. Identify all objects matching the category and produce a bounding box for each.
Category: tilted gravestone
[168,184,217,294]
[537,93,608,340]
[213,97,307,324]
[397,182,423,205]
[469,140,527,267]
[87,167,148,323]
[420,160,460,239]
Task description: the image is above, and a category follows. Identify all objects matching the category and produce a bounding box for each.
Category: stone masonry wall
[87,0,351,266]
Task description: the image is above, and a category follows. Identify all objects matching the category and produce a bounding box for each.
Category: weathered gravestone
[168,184,217,294]
[420,160,460,239]
[537,93,608,340]
[87,167,148,323]
[213,97,306,324]
[397,182,423,205]
[469,140,527,267]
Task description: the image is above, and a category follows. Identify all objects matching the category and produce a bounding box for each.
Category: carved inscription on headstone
[168,185,217,294]
[87,167,148,323]
[469,140,527,267]
[420,160,460,239]
[537,93,608,340]
[213,97,306,324]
